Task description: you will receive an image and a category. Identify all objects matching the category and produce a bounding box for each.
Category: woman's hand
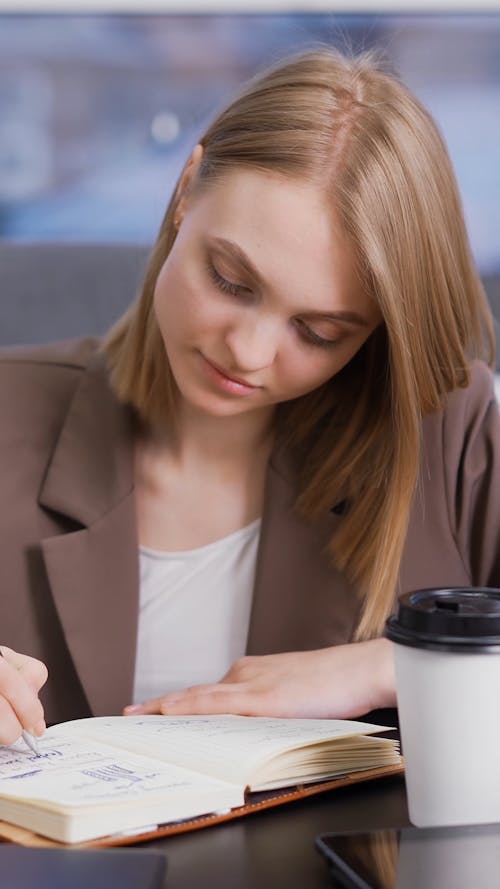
[124,638,396,720]
[0,646,48,746]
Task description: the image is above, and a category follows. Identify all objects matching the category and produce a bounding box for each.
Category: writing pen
[0,649,41,755]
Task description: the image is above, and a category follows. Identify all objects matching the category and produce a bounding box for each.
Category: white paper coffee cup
[386,587,500,828]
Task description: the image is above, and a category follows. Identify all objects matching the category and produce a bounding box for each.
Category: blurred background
[0,8,498,363]
[0,11,498,268]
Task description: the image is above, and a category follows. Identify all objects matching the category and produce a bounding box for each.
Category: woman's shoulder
[0,337,104,430]
[421,360,499,479]
[0,336,100,374]
[446,360,496,410]
[426,360,496,433]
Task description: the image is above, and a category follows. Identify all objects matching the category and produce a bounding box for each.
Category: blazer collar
[38,348,139,716]
[38,348,135,525]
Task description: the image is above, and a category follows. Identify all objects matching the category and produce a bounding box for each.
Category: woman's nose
[224,315,280,372]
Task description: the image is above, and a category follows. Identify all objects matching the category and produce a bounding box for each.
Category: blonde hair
[104,48,494,639]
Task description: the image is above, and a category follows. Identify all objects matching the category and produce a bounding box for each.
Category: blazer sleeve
[442,362,500,588]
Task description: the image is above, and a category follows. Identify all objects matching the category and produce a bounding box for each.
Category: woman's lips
[200,354,260,396]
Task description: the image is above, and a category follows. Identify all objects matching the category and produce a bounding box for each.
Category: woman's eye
[207,262,250,298]
[295,319,339,350]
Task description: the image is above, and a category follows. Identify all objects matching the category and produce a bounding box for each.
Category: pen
[20,729,41,756]
[0,649,41,755]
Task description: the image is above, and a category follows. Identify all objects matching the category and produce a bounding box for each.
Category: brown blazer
[0,339,499,724]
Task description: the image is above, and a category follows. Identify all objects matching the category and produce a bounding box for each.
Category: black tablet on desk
[0,845,167,889]
[316,824,500,889]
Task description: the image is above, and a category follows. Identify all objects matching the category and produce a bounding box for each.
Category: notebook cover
[0,845,167,888]
[0,760,404,848]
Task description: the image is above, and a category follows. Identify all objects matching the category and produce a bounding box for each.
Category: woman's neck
[134,404,275,550]
[144,402,276,469]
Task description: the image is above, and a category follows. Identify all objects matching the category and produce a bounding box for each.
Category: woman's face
[153,166,381,421]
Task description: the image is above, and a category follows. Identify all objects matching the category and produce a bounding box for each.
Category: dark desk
[145,773,409,889]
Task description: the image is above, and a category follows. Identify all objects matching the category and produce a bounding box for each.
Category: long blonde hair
[105,48,494,639]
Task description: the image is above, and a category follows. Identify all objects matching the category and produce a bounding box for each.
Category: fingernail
[123,705,143,714]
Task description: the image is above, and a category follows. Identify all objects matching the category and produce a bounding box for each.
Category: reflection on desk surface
[316,823,500,889]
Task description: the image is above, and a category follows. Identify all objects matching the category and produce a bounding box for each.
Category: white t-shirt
[132,519,261,705]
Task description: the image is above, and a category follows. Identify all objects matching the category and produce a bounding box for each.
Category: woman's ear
[175,143,204,222]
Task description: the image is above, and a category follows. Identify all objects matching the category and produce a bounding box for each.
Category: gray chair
[0,241,150,347]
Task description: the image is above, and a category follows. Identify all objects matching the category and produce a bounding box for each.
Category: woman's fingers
[0,696,29,746]
[126,684,303,718]
[161,690,260,717]
[161,686,281,717]
[0,647,48,745]
[124,677,298,719]
[123,683,228,716]
[1,646,48,692]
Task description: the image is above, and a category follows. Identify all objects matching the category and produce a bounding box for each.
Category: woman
[0,47,498,745]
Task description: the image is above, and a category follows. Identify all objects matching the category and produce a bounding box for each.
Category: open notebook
[0,714,403,846]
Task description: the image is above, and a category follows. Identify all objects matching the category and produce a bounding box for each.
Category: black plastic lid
[386,587,500,652]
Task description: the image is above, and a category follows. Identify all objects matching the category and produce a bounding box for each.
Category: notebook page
[0,732,241,808]
[56,715,388,785]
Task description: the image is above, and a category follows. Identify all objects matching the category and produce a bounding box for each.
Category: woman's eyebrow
[209,236,370,328]
[209,237,263,282]
[302,310,370,328]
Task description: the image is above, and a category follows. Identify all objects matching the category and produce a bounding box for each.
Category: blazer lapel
[247,447,361,654]
[38,350,139,716]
